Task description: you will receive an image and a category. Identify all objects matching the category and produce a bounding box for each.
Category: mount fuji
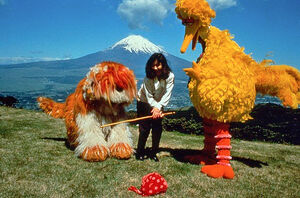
[71,34,191,77]
[1,35,191,77]
[110,35,166,54]
[0,35,193,109]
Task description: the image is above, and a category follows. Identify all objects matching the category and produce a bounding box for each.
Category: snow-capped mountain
[110,35,166,54]
[69,35,190,77]
[1,35,191,79]
[0,35,193,109]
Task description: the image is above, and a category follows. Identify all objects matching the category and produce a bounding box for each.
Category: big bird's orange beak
[180,21,200,53]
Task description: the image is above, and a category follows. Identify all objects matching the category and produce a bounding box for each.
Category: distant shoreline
[0,90,299,111]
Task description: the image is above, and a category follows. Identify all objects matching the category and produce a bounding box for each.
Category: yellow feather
[176,0,300,124]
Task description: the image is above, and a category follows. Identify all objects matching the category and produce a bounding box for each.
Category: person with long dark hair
[136,53,175,161]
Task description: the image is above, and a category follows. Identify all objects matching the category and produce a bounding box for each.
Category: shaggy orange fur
[37,61,137,162]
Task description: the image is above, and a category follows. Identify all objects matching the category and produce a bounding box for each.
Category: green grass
[0,106,299,197]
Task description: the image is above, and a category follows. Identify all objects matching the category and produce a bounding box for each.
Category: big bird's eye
[116,86,123,92]
[182,18,194,26]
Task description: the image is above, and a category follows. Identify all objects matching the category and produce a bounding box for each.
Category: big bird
[175,0,300,179]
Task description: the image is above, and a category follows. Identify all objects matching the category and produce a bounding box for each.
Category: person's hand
[151,108,163,119]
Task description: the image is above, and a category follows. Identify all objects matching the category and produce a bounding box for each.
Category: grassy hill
[0,106,299,197]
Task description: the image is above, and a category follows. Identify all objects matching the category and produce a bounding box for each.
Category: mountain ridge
[0,34,171,67]
[0,35,192,109]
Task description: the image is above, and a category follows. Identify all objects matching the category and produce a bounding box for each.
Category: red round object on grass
[128,172,168,196]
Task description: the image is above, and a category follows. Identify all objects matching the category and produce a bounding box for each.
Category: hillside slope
[0,106,299,197]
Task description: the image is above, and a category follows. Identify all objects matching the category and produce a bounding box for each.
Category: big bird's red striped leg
[184,118,217,165]
[201,120,235,179]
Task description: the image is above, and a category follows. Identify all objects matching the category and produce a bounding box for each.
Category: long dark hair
[145,53,172,80]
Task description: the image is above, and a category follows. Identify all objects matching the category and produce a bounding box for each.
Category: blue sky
[0,0,299,70]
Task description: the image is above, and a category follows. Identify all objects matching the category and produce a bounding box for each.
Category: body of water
[1,85,285,111]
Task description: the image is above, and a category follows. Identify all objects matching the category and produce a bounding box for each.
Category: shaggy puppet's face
[175,0,216,53]
[83,62,137,106]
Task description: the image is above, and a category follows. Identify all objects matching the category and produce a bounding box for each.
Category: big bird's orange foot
[110,143,133,159]
[80,145,109,162]
[201,164,234,179]
[184,152,216,165]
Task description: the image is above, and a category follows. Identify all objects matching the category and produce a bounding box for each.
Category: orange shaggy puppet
[37,61,137,162]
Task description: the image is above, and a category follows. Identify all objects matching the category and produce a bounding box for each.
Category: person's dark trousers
[136,101,163,156]
[151,118,162,154]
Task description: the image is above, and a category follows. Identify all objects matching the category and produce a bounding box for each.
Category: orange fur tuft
[110,143,133,159]
[37,97,66,118]
[86,61,137,104]
[80,145,109,162]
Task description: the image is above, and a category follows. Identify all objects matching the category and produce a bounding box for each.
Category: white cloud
[0,0,6,6]
[117,0,174,29]
[0,57,70,65]
[207,0,237,10]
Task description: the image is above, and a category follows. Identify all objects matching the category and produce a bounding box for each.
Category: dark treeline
[129,103,300,145]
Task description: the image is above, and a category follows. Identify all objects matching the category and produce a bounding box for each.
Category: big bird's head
[83,61,137,107]
[175,0,215,53]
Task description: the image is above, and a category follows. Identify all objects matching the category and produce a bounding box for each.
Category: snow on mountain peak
[110,35,166,54]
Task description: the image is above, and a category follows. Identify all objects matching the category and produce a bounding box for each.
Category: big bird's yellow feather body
[186,26,257,123]
[176,0,300,123]
[175,0,300,179]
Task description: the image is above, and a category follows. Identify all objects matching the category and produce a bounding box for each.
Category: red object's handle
[128,186,142,195]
